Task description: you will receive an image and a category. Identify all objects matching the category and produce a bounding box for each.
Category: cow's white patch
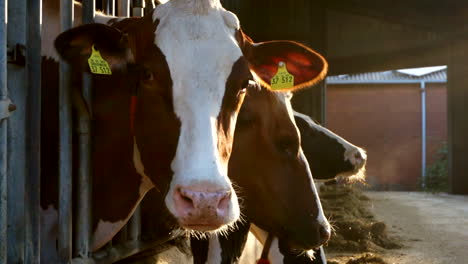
[206,236,222,264]
[154,0,241,223]
[293,110,367,181]
[40,206,59,263]
[93,219,125,250]
[133,139,155,195]
[319,246,327,263]
[91,140,154,250]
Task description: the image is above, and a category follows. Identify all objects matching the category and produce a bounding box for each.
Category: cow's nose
[173,186,232,229]
[355,151,362,161]
[318,224,331,245]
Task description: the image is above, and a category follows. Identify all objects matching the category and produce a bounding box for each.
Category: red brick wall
[326,83,447,190]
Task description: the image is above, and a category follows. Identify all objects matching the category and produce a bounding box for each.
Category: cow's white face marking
[154,0,241,222]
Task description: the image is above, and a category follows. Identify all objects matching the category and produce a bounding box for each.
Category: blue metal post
[6,0,26,262]
[59,0,74,262]
[0,0,8,260]
[25,0,42,263]
[75,1,95,259]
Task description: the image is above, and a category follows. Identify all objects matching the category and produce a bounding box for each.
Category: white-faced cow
[129,85,332,264]
[41,0,328,261]
[189,109,366,264]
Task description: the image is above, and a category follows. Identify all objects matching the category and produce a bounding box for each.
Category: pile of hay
[318,185,401,264]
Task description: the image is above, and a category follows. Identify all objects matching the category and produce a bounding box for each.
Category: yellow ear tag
[88,45,112,75]
[270,61,294,90]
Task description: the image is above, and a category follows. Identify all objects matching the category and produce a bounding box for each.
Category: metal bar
[420,81,427,188]
[133,0,144,17]
[74,0,95,260]
[82,0,95,24]
[6,0,27,262]
[103,0,115,16]
[25,0,42,263]
[0,0,8,261]
[58,0,74,262]
[118,0,130,17]
[128,206,141,241]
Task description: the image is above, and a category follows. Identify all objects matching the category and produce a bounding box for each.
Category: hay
[319,185,402,254]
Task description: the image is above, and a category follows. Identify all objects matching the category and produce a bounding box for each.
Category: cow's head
[230,89,330,250]
[54,0,326,233]
[293,111,367,182]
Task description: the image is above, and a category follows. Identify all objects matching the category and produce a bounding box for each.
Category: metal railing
[0,0,166,263]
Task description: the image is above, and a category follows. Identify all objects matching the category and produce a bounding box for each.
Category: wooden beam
[447,41,468,195]
[328,42,449,75]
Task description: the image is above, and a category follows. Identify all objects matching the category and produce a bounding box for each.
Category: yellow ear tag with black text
[88,45,112,75]
[270,61,294,90]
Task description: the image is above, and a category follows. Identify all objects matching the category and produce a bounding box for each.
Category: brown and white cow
[41,0,328,259]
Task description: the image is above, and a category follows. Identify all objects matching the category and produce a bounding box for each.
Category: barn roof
[327,66,447,83]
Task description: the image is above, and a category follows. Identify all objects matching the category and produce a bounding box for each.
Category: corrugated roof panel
[327,67,446,83]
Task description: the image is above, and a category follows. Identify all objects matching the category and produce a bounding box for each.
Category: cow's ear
[55,23,130,72]
[239,31,328,91]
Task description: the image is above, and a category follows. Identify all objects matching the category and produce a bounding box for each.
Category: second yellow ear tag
[88,45,112,75]
[270,61,294,90]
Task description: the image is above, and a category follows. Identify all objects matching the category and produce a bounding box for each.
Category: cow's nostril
[175,188,195,211]
[319,225,331,244]
[355,151,362,160]
[217,191,231,212]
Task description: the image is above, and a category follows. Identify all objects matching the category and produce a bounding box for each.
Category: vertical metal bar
[118,0,130,17]
[59,0,74,262]
[6,0,26,262]
[420,81,427,189]
[0,0,8,262]
[103,0,115,16]
[133,0,144,17]
[128,206,141,241]
[74,0,94,260]
[25,0,42,263]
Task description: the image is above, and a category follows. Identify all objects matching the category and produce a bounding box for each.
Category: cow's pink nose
[173,187,232,230]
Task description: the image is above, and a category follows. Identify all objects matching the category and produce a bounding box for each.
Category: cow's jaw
[154,1,241,231]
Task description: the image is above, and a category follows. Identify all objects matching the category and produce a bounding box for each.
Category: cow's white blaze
[154,0,241,224]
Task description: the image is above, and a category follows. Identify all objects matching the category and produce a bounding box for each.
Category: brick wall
[326,83,447,190]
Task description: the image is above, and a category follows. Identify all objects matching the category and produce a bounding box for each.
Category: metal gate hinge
[0,98,16,120]
[7,44,26,66]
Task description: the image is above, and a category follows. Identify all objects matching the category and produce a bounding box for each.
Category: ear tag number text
[270,61,294,90]
[88,45,112,75]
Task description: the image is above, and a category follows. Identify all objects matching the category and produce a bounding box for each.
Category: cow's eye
[141,69,154,81]
[277,137,298,158]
